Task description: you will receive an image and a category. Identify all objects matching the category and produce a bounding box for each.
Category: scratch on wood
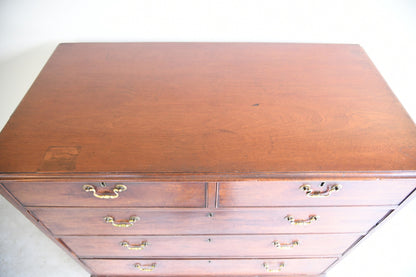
[218,129,237,134]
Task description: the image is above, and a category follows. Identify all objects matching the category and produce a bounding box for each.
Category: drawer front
[4,182,206,207]
[83,258,336,276]
[218,180,416,207]
[31,207,391,235]
[62,233,361,258]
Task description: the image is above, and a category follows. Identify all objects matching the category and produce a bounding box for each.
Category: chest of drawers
[1,43,416,277]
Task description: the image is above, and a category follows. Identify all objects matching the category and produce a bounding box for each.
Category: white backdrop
[0,1,415,276]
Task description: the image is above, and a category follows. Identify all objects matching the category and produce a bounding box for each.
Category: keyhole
[320,182,325,187]
[100,182,107,187]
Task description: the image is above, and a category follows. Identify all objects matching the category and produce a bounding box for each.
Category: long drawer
[4,182,206,207]
[83,258,337,276]
[30,207,392,235]
[218,180,416,207]
[62,233,361,258]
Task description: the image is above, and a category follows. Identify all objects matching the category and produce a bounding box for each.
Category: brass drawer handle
[285,215,318,225]
[134,263,156,271]
[300,183,341,197]
[83,184,127,199]
[272,240,299,249]
[121,240,148,250]
[263,262,284,272]
[104,216,139,228]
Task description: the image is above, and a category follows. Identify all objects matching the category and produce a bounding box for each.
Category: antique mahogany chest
[1,43,416,276]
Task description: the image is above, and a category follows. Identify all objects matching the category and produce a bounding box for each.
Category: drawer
[4,181,206,207]
[62,233,361,258]
[218,180,416,207]
[83,258,337,276]
[30,207,392,235]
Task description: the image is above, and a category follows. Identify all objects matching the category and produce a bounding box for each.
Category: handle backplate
[263,262,285,272]
[121,240,148,250]
[272,240,299,249]
[300,183,341,198]
[104,216,139,228]
[134,263,156,271]
[285,215,318,225]
[83,184,127,199]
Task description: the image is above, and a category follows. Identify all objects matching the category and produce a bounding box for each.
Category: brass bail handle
[83,184,127,199]
[272,240,299,249]
[121,240,148,250]
[134,263,156,272]
[104,216,139,228]
[285,215,319,225]
[263,262,285,272]
[300,183,341,198]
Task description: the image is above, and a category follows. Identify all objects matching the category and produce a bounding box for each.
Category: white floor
[0,195,90,277]
[1,1,416,276]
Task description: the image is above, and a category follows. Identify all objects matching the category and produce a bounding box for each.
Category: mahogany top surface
[1,42,416,177]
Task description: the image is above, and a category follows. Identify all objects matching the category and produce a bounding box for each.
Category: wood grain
[218,180,416,207]
[83,257,336,276]
[3,181,206,207]
[29,206,392,235]
[1,43,416,175]
[1,43,416,277]
[61,233,361,258]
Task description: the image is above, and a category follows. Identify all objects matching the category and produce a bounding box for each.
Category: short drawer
[218,180,416,207]
[83,258,336,276]
[4,181,206,207]
[62,233,361,258]
[30,206,392,235]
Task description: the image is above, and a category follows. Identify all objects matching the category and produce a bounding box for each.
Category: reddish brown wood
[83,257,336,276]
[2,171,416,181]
[1,43,416,277]
[206,182,217,208]
[1,43,416,175]
[29,206,392,235]
[218,180,416,207]
[3,181,206,207]
[61,233,361,258]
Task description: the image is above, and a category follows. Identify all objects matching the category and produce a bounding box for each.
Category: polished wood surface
[218,180,416,207]
[4,181,206,207]
[1,43,415,277]
[7,179,414,208]
[62,233,361,258]
[1,43,416,176]
[83,258,336,276]
[30,206,392,235]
